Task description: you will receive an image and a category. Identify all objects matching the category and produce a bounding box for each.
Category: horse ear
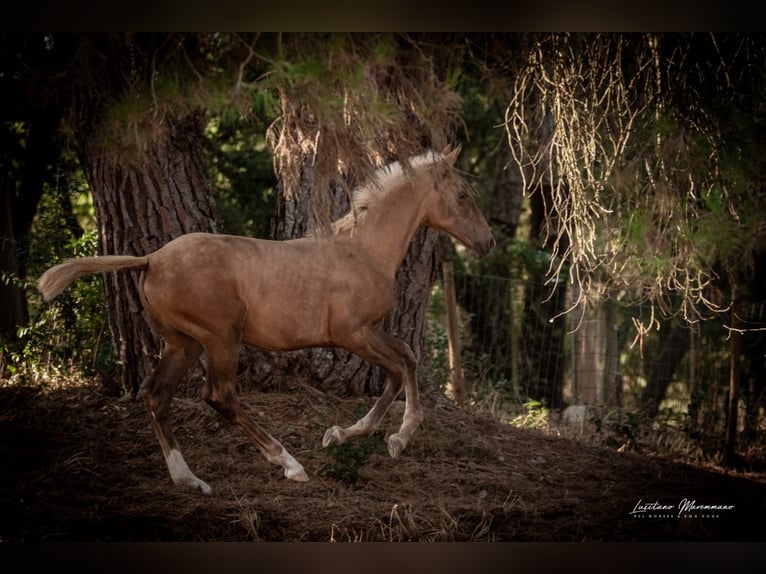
[443,144,461,165]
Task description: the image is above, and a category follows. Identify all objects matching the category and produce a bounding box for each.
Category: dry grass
[1,375,765,542]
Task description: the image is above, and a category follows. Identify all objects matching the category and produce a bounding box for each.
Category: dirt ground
[1,375,765,542]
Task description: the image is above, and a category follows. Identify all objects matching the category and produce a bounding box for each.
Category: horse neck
[348,182,429,278]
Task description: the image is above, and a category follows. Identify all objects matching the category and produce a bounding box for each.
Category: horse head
[422,146,496,259]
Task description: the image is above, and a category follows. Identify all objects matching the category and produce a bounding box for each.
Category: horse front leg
[323,328,421,458]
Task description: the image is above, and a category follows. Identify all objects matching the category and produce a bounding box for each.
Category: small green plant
[589,408,644,449]
[324,435,387,483]
[324,402,388,483]
[508,399,549,431]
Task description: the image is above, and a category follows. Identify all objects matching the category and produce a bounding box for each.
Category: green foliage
[323,403,387,483]
[590,408,642,448]
[7,181,112,381]
[324,436,387,483]
[463,350,513,395]
[205,114,278,238]
[701,186,724,214]
[423,285,451,392]
[19,230,111,380]
[586,406,707,460]
[508,399,549,431]
[426,281,521,406]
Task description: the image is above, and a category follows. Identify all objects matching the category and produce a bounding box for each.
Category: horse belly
[239,274,388,351]
[240,291,334,351]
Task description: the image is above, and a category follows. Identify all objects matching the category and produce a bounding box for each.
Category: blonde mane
[333,150,447,235]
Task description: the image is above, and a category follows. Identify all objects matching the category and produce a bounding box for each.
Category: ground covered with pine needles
[1,375,765,542]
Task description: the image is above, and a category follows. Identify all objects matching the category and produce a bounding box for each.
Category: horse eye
[457,191,468,201]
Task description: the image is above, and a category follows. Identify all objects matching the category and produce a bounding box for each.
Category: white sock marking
[166,448,212,495]
[267,447,308,481]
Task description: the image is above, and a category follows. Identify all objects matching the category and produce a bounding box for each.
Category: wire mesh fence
[428,270,766,450]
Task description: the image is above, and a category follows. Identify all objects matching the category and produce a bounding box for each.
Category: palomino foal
[37,146,495,494]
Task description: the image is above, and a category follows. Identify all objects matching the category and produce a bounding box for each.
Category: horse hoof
[322,426,343,448]
[387,435,405,458]
[287,468,309,482]
[178,477,212,495]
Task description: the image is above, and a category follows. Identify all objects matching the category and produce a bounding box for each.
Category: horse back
[141,233,394,349]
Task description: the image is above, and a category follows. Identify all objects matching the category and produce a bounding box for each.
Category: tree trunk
[488,142,523,239]
[76,111,221,396]
[571,299,619,406]
[443,260,466,406]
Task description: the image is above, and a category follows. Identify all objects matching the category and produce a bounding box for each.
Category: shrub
[6,183,114,382]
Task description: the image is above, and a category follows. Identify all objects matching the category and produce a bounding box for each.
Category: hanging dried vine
[505,33,766,332]
[264,33,463,233]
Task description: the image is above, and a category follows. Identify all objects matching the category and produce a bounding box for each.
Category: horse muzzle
[472,236,496,259]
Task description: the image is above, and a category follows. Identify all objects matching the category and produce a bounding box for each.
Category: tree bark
[76,111,221,396]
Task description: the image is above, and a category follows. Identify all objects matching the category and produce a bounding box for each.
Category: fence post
[725,291,741,465]
[443,260,466,406]
[688,321,700,432]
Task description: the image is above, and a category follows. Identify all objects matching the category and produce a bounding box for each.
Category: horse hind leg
[201,341,308,482]
[139,335,212,494]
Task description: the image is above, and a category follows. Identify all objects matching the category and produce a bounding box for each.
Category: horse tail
[37,255,150,301]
